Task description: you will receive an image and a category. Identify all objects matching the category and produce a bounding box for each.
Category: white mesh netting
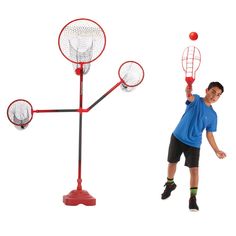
[59,19,106,68]
[119,61,144,92]
[7,100,33,127]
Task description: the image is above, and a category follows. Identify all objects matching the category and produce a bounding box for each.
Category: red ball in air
[189,32,198,41]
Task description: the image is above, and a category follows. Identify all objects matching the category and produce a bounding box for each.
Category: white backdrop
[0,0,235,235]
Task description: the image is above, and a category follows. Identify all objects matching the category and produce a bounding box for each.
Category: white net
[59,19,106,68]
[69,39,92,74]
[182,46,201,78]
[7,100,33,128]
[119,61,144,92]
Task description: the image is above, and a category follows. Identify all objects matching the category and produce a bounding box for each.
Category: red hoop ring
[118,61,145,87]
[58,18,106,65]
[7,99,34,126]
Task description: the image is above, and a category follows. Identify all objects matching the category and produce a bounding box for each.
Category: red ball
[189,32,198,40]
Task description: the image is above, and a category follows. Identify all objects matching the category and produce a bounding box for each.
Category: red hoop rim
[118,61,145,87]
[58,18,106,65]
[7,99,34,126]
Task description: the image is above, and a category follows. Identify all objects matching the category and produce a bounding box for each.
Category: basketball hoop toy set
[7,18,145,206]
[6,19,200,207]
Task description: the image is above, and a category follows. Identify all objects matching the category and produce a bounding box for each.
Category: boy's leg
[161,163,177,199]
[161,135,182,200]
[184,145,200,211]
[190,167,199,188]
[168,163,177,179]
[189,167,199,211]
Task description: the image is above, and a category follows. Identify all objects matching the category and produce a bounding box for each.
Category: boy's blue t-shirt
[173,94,217,148]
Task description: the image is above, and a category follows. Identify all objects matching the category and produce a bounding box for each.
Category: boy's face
[205,86,222,104]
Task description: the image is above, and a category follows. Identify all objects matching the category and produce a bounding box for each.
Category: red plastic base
[63,189,96,206]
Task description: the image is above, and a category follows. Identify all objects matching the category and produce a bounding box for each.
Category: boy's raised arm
[185,85,195,102]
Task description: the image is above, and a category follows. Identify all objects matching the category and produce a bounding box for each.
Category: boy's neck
[203,97,211,107]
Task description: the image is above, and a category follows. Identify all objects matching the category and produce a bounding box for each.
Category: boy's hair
[208,82,224,94]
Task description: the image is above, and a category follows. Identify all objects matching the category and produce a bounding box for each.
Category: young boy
[161,81,226,211]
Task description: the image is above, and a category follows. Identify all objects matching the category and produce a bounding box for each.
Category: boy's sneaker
[161,182,177,199]
[189,196,199,211]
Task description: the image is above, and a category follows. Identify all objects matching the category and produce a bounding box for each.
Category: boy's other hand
[216,150,226,159]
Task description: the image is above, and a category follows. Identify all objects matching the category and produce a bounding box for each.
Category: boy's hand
[185,85,194,102]
[216,150,226,159]
[185,85,192,96]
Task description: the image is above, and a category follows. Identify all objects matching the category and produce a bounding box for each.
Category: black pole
[87,81,122,111]
[34,109,78,113]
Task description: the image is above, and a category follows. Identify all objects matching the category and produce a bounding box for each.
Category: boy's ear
[205,88,209,93]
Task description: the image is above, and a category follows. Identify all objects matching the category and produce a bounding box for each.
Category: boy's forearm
[206,132,219,152]
[185,85,194,102]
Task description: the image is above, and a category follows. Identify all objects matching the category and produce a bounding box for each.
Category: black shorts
[167,134,200,168]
